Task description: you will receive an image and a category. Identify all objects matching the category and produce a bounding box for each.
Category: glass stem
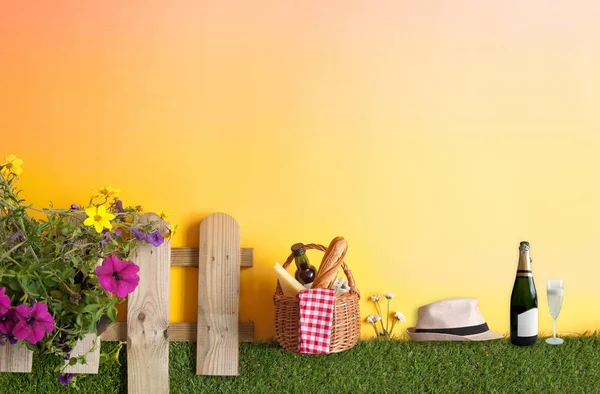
[553,318,557,339]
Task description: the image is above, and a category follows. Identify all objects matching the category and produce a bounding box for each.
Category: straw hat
[407,298,503,341]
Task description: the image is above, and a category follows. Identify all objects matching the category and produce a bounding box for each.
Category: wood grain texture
[99,322,253,342]
[0,343,32,373]
[127,213,170,394]
[171,247,253,267]
[196,213,240,376]
[62,334,101,374]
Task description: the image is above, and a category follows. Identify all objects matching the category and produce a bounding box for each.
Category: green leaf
[43,277,58,287]
[83,303,100,313]
[28,262,45,271]
[8,278,20,291]
[107,305,118,322]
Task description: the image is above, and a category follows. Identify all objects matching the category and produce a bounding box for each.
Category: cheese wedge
[274,262,304,297]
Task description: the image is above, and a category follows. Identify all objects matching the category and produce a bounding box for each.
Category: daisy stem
[386,299,390,333]
[372,324,379,337]
[390,319,397,335]
[375,301,386,334]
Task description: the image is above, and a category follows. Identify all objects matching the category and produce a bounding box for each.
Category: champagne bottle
[510,241,538,346]
[291,243,316,288]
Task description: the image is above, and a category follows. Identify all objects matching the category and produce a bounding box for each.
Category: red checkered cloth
[297,288,335,354]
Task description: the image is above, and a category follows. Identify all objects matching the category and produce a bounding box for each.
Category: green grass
[2,335,599,393]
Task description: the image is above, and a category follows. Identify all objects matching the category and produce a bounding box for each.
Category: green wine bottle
[510,241,538,346]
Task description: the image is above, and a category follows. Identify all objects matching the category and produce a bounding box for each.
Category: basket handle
[274,243,360,298]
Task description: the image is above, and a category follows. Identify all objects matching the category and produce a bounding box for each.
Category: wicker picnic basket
[273,243,361,353]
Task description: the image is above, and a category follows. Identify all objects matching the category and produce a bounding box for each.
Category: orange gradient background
[1,1,600,340]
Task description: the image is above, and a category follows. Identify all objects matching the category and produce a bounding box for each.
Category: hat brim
[406,327,504,342]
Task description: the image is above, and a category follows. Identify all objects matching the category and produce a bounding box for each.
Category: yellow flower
[157,210,170,220]
[1,154,23,178]
[83,205,116,233]
[94,185,120,199]
[163,223,178,239]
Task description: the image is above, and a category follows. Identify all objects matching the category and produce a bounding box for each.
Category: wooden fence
[0,212,253,392]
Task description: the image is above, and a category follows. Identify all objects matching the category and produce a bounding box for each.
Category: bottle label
[517,308,538,337]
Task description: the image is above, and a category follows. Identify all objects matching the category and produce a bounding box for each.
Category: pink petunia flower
[0,286,10,316]
[0,309,17,336]
[96,254,140,298]
[12,302,55,344]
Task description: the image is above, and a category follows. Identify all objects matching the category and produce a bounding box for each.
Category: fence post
[127,213,171,393]
[196,212,240,376]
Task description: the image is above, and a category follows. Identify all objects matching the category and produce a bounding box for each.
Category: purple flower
[0,287,10,316]
[12,302,55,344]
[115,199,124,213]
[6,231,24,244]
[131,228,147,241]
[96,254,140,298]
[0,332,18,345]
[100,229,122,246]
[148,230,164,247]
[70,204,79,210]
[100,231,110,246]
[58,372,75,386]
[6,334,18,344]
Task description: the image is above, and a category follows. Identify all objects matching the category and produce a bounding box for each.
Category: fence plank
[100,321,253,342]
[127,213,170,394]
[196,213,240,376]
[62,334,101,374]
[0,343,32,373]
[171,247,253,267]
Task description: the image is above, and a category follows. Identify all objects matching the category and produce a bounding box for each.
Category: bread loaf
[311,236,348,289]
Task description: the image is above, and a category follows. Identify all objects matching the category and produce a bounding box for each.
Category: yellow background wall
[1,1,599,340]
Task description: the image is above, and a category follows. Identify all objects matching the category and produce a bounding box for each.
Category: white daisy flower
[332,277,350,295]
[384,293,395,300]
[366,314,381,324]
[394,311,406,322]
[371,295,381,302]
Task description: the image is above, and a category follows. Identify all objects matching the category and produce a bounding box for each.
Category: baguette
[311,236,348,289]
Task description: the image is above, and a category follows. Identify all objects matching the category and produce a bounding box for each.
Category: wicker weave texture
[273,243,361,353]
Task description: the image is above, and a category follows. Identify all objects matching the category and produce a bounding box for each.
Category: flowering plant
[366,293,406,338]
[332,277,350,295]
[0,155,172,384]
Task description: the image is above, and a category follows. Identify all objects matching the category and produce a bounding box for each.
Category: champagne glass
[546,279,564,345]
